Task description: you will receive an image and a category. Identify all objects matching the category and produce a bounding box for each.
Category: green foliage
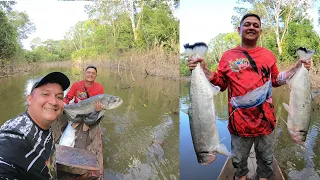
[113,13,134,51]
[71,46,101,61]
[205,32,240,69]
[280,19,320,62]
[7,11,35,42]
[0,1,16,13]
[25,50,41,62]
[141,4,179,52]
[0,10,18,61]
[0,0,179,65]
[180,56,191,76]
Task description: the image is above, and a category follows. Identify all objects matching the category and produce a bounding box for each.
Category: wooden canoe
[51,113,104,180]
[218,145,284,180]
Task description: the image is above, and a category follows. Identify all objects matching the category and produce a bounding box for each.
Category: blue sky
[179,0,320,52]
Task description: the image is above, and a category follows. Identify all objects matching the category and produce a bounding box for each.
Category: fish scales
[189,63,229,165]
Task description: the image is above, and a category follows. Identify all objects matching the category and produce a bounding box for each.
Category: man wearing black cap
[0,72,70,179]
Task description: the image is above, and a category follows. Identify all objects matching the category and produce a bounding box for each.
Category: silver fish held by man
[184,42,230,165]
[283,47,314,144]
[64,94,123,123]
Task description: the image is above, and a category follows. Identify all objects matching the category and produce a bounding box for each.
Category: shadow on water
[180,81,320,180]
[0,66,179,180]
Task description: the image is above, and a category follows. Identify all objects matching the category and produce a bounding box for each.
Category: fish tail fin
[216,144,231,157]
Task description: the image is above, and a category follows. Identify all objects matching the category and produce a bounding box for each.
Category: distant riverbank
[0,50,180,80]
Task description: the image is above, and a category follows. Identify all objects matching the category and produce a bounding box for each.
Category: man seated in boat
[0,72,70,179]
[64,65,105,130]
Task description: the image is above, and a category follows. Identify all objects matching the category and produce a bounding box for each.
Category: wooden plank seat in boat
[55,144,99,174]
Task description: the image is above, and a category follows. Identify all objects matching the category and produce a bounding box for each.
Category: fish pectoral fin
[282,103,294,118]
[283,103,289,112]
[216,144,231,157]
[311,90,320,100]
[210,84,220,95]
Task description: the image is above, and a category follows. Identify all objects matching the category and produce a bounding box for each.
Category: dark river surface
[180,82,320,180]
[0,66,179,180]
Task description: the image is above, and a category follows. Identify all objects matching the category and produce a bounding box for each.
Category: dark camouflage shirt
[0,112,56,180]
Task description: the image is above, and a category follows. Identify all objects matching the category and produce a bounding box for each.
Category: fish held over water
[184,42,231,165]
[64,94,123,123]
[283,47,314,144]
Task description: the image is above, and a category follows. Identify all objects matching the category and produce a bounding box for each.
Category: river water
[180,82,320,180]
[0,66,179,180]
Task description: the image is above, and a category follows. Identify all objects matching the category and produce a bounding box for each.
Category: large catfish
[283,47,314,144]
[64,94,123,125]
[184,42,230,165]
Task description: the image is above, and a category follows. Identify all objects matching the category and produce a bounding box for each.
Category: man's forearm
[202,66,214,81]
[285,64,299,80]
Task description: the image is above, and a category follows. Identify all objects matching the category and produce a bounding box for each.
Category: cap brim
[34,72,70,91]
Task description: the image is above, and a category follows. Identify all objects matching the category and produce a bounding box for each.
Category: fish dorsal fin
[64,110,77,119]
[282,102,294,119]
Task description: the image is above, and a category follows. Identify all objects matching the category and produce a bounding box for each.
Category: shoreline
[2,61,319,90]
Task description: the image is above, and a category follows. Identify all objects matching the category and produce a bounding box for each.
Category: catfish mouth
[196,151,217,166]
[106,98,123,110]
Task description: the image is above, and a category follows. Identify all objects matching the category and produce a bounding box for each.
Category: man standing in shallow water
[188,13,311,180]
[0,72,70,179]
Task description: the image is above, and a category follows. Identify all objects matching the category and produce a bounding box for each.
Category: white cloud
[13,0,92,50]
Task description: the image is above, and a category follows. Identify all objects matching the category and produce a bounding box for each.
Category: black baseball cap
[31,72,70,93]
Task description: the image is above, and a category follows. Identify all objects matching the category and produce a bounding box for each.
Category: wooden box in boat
[51,114,104,180]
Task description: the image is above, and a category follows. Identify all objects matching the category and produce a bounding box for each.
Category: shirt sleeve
[64,83,76,104]
[210,53,229,92]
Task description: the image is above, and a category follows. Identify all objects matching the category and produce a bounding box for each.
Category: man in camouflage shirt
[0,72,70,179]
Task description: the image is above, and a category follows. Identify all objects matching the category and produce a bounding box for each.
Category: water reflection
[180,82,320,180]
[0,67,179,180]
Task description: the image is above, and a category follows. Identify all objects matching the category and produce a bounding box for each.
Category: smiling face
[238,16,262,45]
[84,68,97,82]
[27,83,64,130]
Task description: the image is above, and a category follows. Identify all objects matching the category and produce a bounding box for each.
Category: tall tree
[0,10,18,61]
[207,32,240,65]
[0,1,16,13]
[7,11,36,43]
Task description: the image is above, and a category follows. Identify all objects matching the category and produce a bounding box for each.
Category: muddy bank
[0,62,39,78]
[0,49,180,81]
[39,50,180,80]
